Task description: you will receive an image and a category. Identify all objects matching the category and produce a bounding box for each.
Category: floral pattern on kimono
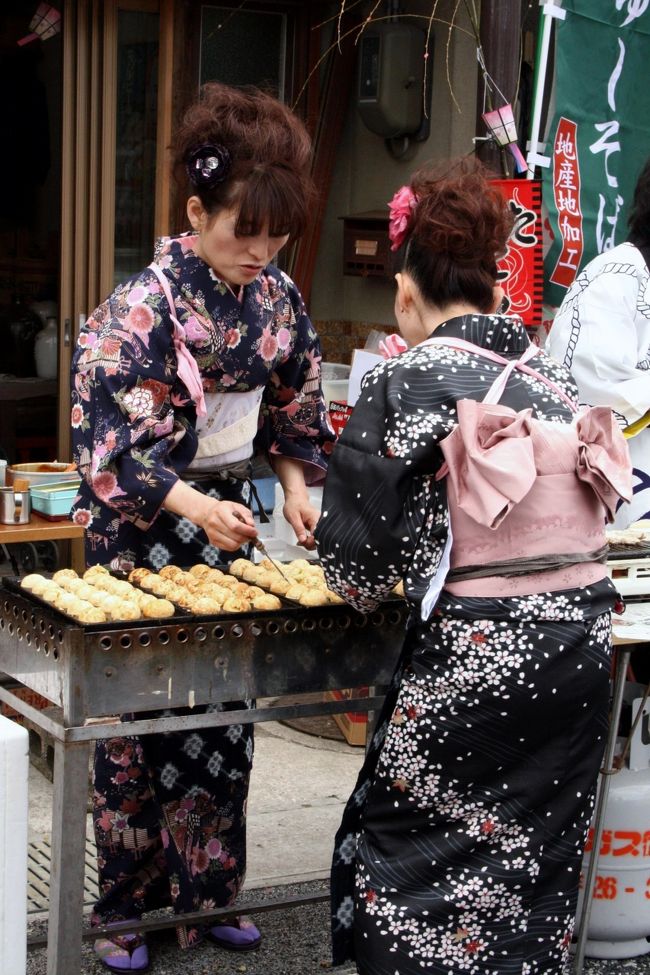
[70,231,334,558]
[315,314,616,974]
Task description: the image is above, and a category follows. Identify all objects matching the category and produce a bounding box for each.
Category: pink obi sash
[424,335,632,597]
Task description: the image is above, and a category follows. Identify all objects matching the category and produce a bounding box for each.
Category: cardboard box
[325,687,369,746]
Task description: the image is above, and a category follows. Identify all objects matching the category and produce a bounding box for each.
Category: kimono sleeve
[315,359,445,613]
[256,274,335,485]
[550,265,650,423]
[71,270,195,530]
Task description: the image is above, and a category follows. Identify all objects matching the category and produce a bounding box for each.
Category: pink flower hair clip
[388,185,417,252]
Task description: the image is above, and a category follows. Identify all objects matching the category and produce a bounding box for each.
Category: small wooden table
[0,514,85,574]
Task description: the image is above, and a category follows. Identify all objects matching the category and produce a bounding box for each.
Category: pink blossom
[126,285,147,306]
[259,326,279,362]
[388,184,417,251]
[175,807,189,823]
[277,327,291,351]
[191,847,210,875]
[106,430,117,450]
[184,315,208,342]
[92,470,119,502]
[113,771,129,785]
[70,404,84,428]
[125,303,155,335]
[77,332,97,348]
[72,508,93,528]
[225,327,241,348]
[221,374,237,387]
[180,234,198,252]
[206,838,222,859]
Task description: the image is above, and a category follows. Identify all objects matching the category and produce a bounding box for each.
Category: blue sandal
[93,933,149,972]
[207,916,261,951]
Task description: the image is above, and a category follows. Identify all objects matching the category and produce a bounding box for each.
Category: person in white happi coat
[546,157,650,527]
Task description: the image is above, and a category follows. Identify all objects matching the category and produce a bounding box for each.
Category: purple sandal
[207,915,261,951]
[93,933,149,972]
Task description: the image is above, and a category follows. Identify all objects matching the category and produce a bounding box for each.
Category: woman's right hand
[199,498,258,551]
[163,481,258,551]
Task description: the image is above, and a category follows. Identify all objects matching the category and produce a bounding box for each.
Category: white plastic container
[34,316,58,379]
[321,362,351,407]
[0,715,28,975]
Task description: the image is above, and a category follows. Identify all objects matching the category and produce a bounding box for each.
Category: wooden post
[475,0,523,176]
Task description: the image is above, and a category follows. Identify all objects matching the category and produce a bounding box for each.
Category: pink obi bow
[439,400,632,529]
[575,407,632,522]
[379,333,409,359]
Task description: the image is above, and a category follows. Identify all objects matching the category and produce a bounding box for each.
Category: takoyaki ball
[288,559,310,572]
[74,604,107,624]
[188,563,211,579]
[53,568,78,583]
[285,584,307,601]
[40,584,63,605]
[326,591,346,605]
[252,570,275,589]
[148,576,177,598]
[269,578,290,596]
[222,596,247,613]
[21,573,49,593]
[241,564,261,583]
[162,583,187,605]
[83,565,109,581]
[229,558,250,579]
[173,589,196,610]
[62,577,85,593]
[251,593,282,611]
[159,565,184,581]
[246,585,264,597]
[113,600,142,622]
[52,590,76,611]
[197,584,229,604]
[108,579,136,599]
[205,567,227,583]
[218,576,239,591]
[298,589,329,607]
[189,596,222,615]
[128,567,152,585]
[139,596,175,619]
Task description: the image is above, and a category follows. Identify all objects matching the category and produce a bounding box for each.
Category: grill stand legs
[46,738,91,975]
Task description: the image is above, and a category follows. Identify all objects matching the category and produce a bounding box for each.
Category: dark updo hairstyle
[628,156,650,248]
[402,157,514,313]
[172,83,315,239]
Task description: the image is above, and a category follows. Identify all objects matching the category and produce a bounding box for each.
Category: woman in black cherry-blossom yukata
[315,158,632,975]
[70,83,333,972]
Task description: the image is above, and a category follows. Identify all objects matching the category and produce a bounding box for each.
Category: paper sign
[347,349,383,406]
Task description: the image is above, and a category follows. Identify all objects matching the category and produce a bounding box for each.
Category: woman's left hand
[283,496,319,550]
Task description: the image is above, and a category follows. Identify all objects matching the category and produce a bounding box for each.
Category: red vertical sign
[492,179,544,329]
[549,118,584,288]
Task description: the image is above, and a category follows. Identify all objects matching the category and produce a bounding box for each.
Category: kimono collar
[430,313,530,355]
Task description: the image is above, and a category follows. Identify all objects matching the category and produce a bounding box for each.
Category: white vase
[34,317,58,379]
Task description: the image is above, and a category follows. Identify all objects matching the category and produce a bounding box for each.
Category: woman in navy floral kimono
[315,160,632,975]
[70,84,333,971]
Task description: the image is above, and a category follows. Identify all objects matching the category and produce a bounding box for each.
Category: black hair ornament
[185,144,232,189]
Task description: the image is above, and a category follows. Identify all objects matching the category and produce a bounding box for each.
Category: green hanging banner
[542,0,650,308]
